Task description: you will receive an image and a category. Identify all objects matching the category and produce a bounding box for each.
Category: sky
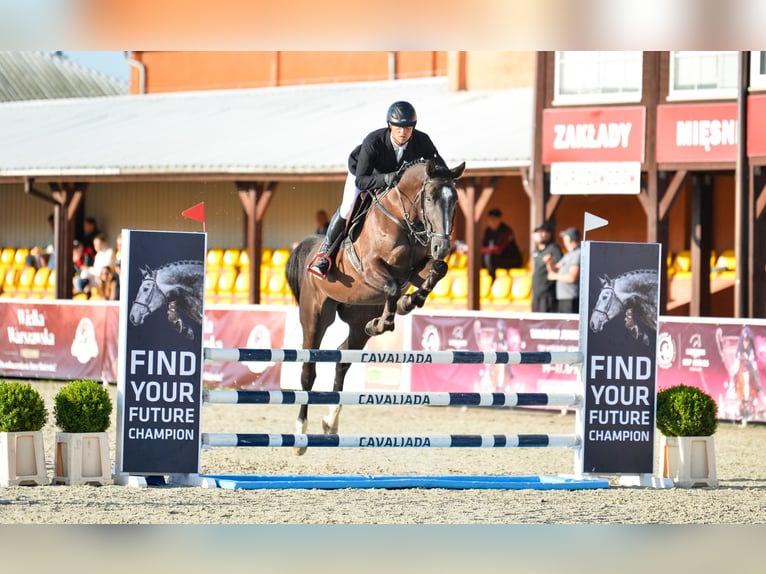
[60,51,131,82]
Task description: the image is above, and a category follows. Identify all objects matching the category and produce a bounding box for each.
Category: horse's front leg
[361,264,399,336]
[396,259,448,315]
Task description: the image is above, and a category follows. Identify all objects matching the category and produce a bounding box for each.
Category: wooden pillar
[237,181,276,304]
[456,176,496,310]
[690,175,713,316]
[735,51,751,317]
[752,166,766,317]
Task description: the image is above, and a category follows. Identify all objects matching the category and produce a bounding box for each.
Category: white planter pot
[0,430,48,486]
[53,432,111,486]
[660,435,718,488]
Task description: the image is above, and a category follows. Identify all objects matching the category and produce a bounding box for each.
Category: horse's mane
[616,268,658,280]
[154,260,205,272]
[400,157,453,180]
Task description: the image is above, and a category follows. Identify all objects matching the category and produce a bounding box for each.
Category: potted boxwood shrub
[52,379,113,486]
[0,380,49,486]
[656,384,719,488]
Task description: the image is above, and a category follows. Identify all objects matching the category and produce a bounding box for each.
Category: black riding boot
[308,209,346,278]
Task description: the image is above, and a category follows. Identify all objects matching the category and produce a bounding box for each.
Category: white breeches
[339,172,362,219]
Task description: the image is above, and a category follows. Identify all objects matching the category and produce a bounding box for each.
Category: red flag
[182,202,206,231]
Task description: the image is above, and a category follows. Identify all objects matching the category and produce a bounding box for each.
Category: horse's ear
[425,158,436,178]
[140,265,152,277]
[599,274,609,286]
[450,162,466,180]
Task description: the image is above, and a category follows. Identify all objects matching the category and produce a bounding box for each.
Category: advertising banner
[581,241,661,475]
[658,318,766,424]
[656,102,738,163]
[0,300,115,380]
[116,230,206,476]
[541,106,646,164]
[203,306,285,390]
[410,313,580,396]
[747,94,766,157]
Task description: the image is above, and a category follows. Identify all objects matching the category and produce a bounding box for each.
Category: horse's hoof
[293,446,307,456]
[364,320,378,336]
[322,419,338,435]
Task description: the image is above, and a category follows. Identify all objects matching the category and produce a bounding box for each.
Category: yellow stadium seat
[510,275,532,301]
[17,266,36,289]
[3,267,18,289]
[673,250,691,273]
[479,269,493,299]
[206,248,224,269]
[715,249,736,271]
[13,247,30,269]
[238,249,250,268]
[216,269,237,293]
[490,275,512,300]
[0,247,15,267]
[428,275,453,308]
[449,273,468,305]
[205,269,220,297]
[222,248,241,269]
[232,271,250,303]
[32,267,50,291]
[510,267,529,278]
[270,248,291,267]
[261,248,273,265]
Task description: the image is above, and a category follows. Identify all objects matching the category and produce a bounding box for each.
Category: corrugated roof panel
[0,51,128,102]
[0,78,532,177]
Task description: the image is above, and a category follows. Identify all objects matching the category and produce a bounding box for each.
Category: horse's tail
[285,236,321,302]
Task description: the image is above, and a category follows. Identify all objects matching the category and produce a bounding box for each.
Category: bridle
[590,282,624,322]
[130,273,167,314]
[373,172,454,248]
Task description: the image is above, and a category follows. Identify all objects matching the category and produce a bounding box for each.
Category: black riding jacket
[348,127,446,191]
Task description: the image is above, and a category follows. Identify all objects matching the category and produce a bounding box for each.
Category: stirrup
[307,252,332,279]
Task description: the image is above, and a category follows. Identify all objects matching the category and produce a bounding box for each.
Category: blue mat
[200,474,609,490]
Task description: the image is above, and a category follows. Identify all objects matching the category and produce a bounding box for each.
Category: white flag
[583,212,609,239]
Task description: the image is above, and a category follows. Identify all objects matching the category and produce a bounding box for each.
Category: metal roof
[0,51,129,102]
[0,77,532,179]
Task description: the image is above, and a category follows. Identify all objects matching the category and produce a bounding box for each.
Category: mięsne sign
[115,230,206,477]
[579,241,661,474]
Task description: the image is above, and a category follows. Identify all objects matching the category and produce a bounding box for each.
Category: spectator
[315,210,330,235]
[545,227,581,314]
[89,232,115,287]
[72,240,94,295]
[481,208,522,280]
[80,216,100,252]
[94,265,120,301]
[531,222,562,313]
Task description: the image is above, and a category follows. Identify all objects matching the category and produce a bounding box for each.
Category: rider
[308,100,447,279]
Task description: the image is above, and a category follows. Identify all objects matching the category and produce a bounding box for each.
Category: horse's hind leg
[323,306,376,434]
[294,296,337,456]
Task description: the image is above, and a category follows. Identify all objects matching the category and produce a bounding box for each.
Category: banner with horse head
[580,241,661,475]
[116,229,207,478]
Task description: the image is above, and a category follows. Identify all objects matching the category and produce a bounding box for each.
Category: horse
[129,260,205,340]
[588,269,658,346]
[285,158,465,454]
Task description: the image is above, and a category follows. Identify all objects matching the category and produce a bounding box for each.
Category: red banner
[202,306,286,389]
[541,106,645,164]
[747,94,766,157]
[656,102,738,163]
[410,314,580,396]
[0,300,118,381]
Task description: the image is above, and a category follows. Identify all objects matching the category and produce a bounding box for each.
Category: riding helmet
[386,101,417,127]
